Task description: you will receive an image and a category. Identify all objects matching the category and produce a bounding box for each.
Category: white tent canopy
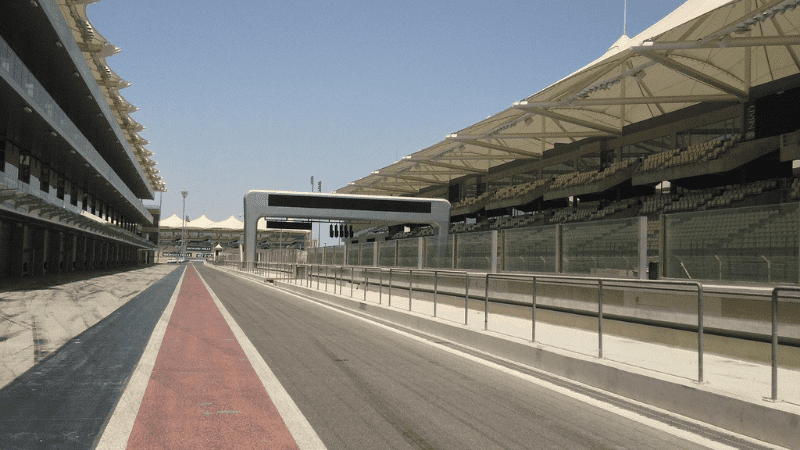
[160,214,277,231]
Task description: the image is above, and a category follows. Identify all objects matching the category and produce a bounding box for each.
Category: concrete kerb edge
[206,264,799,448]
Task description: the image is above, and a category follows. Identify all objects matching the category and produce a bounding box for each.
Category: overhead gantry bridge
[243,191,450,269]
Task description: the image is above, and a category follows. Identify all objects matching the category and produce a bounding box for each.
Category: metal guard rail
[212,261,800,401]
[769,286,800,401]
[300,264,706,384]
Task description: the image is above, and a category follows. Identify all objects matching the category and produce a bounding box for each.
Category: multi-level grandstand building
[337,0,800,283]
[1,1,164,278]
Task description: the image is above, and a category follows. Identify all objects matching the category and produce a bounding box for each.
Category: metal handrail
[769,286,800,401]
[217,261,712,382]
[300,264,706,383]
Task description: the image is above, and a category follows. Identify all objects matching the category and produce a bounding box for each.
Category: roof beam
[395,169,462,176]
[513,106,623,136]
[387,174,450,185]
[546,61,620,104]
[403,159,487,173]
[635,35,800,51]
[435,154,519,161]
[369,173,450,186]
[770,16,800,73]
[640,51,748,99]
[344,184,419,195]
[447,137,542,158]
[520,94,738,107]
[489,132,610,139]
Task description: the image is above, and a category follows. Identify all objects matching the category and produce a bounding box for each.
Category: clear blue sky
[88,0,686,224]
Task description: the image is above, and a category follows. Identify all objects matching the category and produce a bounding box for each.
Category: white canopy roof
[212,215,245,230]
[160,214,280,231]
[338,0,800,196]
[159,214,184,228]
[186,214,216,229]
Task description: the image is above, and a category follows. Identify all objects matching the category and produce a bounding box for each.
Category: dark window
[448,183,460,203]
[18,152,30,183]
[0,140,5,172]
[56,174,65,200]
[70,183,78,206]
[82,190,88,210]
[40,164,50,193]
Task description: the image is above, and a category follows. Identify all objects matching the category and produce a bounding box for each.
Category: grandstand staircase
[486,182,550,212]
[544,164,636,201]
[633,135,780,186]
[451,194,490,218]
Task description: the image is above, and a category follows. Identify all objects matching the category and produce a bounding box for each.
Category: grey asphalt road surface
[197,264,717,450]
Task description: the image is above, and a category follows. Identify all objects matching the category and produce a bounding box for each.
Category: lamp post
[156,189,166,263]
[181,190,188,260]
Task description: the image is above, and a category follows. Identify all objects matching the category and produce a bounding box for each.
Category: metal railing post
[464,272,470,325]
[364,269,368,301]
[351,267,354,298]
[532,276,537,342]
[771,288,779,401]
[388,268,393,307]
[409,269,413,311]
[485,274,490,331]
[598,279,603,359]
[379,270,382,305]
[325,265,329,292]
[698,282,704,383]
[767,286,800,402]
[433,271,438,318]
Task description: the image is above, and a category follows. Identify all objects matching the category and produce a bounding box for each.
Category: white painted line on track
[94,266,187,450]
[211,266,786,450]
[195,267,327,450]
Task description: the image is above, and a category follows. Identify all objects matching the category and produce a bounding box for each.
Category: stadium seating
[378,174,797,248]
[451,190,493,214]
[491,178,551,202]
[668,206,797,252]
[548,160,636,192]
[790,177,800,199]
[638,135,741,174]
[705,179,778,208]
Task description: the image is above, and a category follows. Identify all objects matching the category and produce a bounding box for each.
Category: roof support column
[744,0,752,97]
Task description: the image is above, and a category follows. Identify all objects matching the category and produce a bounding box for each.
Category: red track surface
[127,266,299,449]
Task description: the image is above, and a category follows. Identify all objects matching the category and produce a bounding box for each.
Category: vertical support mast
[624,0,628,36]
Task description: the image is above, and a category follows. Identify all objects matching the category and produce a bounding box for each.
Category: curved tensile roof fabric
[338,0,800,196]
[186,214,216,229]
[56,0,164,193]
[160,215,283,231]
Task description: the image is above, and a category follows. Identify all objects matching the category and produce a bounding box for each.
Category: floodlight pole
[156,190,165,263]
[181,190,188,259]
